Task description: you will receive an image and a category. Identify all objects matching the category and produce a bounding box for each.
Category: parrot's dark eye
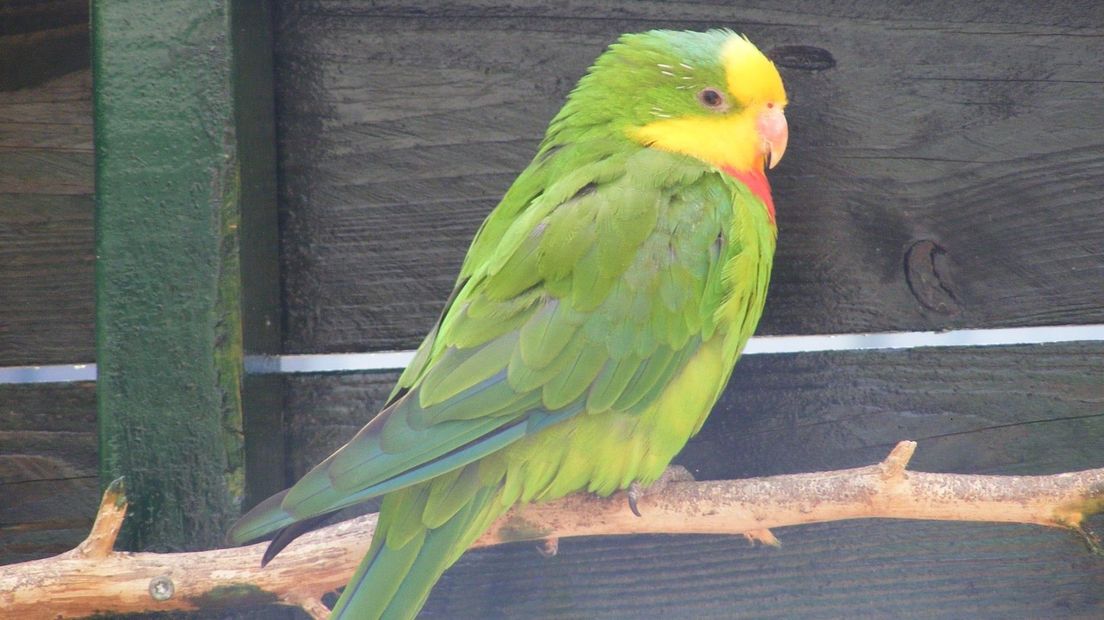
[697,87,727,110]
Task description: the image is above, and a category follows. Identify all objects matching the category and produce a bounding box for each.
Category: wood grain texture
[272,0,1104,354]
[0,68,94,366]
[0,0,89,92]
[684,342,1104,480]
[283,342,1104,618]
[0,383,97,566]
[428,520,1104,619]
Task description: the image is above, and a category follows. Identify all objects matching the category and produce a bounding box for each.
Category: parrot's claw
[536,537,559,558]
[627,482,644,517]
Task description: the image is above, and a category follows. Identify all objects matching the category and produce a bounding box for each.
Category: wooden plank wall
[0,3,301,619]
[272,1,1104,618]
[275,0,1104,353]
[0,4,299,618]
[0,2,94,365]
[0,0,98,566]
[0,1,1100,618]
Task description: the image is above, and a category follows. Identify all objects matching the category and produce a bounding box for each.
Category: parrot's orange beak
[757,104,788,169]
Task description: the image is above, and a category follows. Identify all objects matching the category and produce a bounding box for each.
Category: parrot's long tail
[330,480,506,620]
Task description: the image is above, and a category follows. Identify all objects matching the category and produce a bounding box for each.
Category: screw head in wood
[149,575,175,601]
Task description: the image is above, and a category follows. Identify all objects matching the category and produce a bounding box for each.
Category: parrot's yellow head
[554,30,788,174]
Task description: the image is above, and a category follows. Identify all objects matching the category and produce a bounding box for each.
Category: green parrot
[230,29,788,619]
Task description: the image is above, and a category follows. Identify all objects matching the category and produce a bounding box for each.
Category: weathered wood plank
[0,150,91,194]
[427,520,1104,619]
[0,0,96,574]
[273,0,1104,353]
[284,342,1104,617]
[0,0,89,92]
[0,69,94,366]
[684,342,1104,480]
[0,383,97,566]
[284,343,1104,489]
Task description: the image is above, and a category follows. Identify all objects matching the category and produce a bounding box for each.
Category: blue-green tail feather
[226,490,295,545]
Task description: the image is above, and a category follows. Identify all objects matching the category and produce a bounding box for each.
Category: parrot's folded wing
[228,352,579,545]
[230,150,732,553]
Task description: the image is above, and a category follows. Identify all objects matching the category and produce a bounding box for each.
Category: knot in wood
[904,240,961,315]
[767,46,836,71]
[149,575,175,601]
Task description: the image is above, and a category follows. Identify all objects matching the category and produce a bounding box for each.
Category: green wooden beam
[92,0,279,551]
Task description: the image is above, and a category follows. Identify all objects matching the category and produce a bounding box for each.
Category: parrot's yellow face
[628,35,788,174]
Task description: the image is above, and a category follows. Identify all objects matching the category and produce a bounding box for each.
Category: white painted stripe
[0,364,96,384]
[244,350,417,375]
[742,324,1104,355]
[4,324,1103,384]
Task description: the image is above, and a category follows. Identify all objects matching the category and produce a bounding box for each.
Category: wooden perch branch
[2,442,1101,619]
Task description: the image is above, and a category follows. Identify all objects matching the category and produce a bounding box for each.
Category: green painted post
[92,0,279,550]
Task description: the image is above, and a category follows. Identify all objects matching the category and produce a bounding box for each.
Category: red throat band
[721,165,775,224]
